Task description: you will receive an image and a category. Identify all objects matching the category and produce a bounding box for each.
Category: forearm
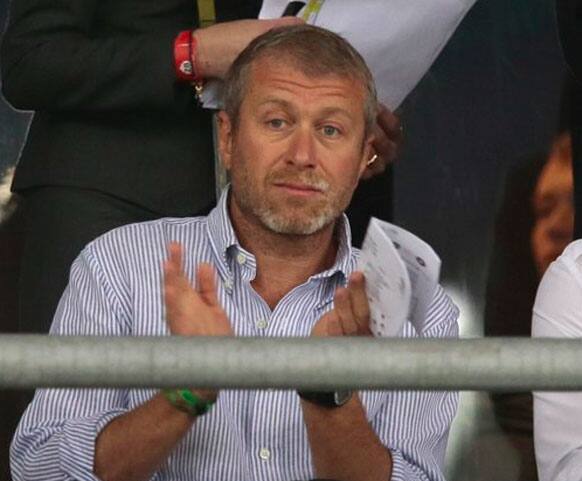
[1,0,191,112]
[301,395,392,481]
[94,392,196,481]
[1,31,186,112]
[192,17,302,80]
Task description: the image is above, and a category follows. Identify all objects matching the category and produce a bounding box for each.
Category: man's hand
[362,103,403,180]
[193,17,304,80]
[164,242,232,401]
[164,242,232,337]
[311,271,372,337]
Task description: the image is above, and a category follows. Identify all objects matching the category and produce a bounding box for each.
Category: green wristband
[162,389,215,417]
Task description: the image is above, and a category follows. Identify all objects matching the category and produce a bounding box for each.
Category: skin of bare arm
[193,17,304,80]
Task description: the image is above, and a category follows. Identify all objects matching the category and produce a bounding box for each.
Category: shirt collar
[206,187,240,283]
[206,186,357,282]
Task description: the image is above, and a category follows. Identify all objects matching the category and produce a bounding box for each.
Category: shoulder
[557,238,582,266]
[422,284,459,338]
[533,240,582,338]
[84,216,209,259]
[71,215,212,288]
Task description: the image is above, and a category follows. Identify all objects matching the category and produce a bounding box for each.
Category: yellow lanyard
[301,0,325,21]
[196,0,217,28]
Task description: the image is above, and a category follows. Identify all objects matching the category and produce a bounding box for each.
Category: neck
[229,199,340,309]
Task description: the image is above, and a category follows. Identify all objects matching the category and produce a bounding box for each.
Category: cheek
[531,225,543,253]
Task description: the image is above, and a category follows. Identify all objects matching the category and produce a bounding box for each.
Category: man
[11,25,458,481]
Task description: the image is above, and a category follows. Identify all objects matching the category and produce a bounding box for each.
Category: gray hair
[222,24,378,137]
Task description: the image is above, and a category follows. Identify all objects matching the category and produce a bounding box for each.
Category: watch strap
[163,388,215,417]
[297,390,352,408]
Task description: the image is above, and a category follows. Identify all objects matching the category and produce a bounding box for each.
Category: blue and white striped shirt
[11,190,459,481]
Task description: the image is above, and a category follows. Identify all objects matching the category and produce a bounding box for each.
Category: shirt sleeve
[1,0,194,113]
[372,285,460,481]
[532,246,582,481]
[10,246,134,481]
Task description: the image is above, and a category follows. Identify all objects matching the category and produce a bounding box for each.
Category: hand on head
[362,103,403,180]
[194,16,304,79]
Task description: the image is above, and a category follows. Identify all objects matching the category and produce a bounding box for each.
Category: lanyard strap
[197,0,217,27]
[301,0,325,21]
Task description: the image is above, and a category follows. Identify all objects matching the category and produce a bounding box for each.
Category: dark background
[0,0,567,479]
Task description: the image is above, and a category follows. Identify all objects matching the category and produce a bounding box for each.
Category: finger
[164,243,183,300]
[325,312,343,337]
[269,16,305,28]
[371,124,398,165]
[377,103,403,143]
[166,242,183,275]
[196,263,220,307]
[333,287,359,336]
[362,155,388,180]
[347,272,371,335]
[311,310,342,337]
[365,151,389,178]
[164,243,202,327]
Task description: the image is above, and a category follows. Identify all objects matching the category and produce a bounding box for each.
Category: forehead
[243,55,366,110]
[536,159,573,197]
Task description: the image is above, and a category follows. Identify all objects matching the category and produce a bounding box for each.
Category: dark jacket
[1,0,260,215]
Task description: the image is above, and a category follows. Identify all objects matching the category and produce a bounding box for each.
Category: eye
[266,118,287,130]
[321,125,341,138]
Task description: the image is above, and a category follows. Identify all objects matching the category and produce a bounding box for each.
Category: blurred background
[0,0,572,479]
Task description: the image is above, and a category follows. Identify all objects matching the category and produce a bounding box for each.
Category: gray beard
[255,202,337,235]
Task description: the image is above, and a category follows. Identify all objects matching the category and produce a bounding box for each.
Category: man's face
[218,55,373,236]
[531,133,574,275]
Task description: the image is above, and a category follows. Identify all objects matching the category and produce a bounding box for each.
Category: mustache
[266,169,330,192]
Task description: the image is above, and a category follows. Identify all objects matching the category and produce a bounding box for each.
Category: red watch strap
[174,30,203,82]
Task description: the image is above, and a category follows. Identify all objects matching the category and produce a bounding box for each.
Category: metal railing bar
[0,335,579,391]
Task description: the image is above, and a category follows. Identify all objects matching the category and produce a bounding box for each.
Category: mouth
[273,182,324,196]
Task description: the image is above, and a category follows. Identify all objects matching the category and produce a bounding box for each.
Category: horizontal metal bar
[0,335,580,391]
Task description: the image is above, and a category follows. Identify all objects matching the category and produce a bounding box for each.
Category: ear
[358,134,375,178]
[217,111,234,170]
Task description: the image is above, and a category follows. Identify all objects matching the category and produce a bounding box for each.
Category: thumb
[269,16,305,27]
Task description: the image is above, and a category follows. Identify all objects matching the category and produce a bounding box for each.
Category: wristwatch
[297,390,353,408]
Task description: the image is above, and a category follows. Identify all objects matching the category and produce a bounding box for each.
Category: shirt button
[259,447,271,461]
[224,278,233,290]
[236,253,246,265]
[256,318,268,330]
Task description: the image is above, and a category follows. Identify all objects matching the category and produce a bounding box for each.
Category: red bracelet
[174,30,204,83]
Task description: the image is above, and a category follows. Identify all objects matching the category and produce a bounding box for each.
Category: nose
[287,125,316,169]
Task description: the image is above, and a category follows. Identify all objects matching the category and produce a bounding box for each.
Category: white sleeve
[533,243,582,481]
